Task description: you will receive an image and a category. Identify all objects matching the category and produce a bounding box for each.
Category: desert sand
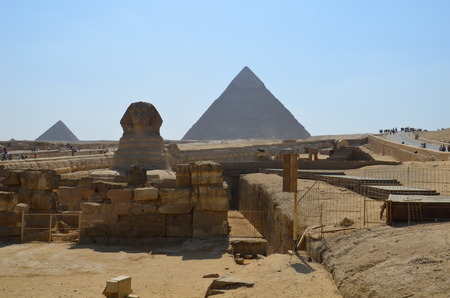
[0,239,340,298]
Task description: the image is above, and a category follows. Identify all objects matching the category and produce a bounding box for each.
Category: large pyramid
[182,66,311,140]
[36,120,79,142]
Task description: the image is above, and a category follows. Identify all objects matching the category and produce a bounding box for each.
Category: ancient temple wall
[0,162,231,242]
[79,161,230,243]
[0,169,61,241]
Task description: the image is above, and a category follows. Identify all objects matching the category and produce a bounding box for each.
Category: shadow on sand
[67,237,230,261]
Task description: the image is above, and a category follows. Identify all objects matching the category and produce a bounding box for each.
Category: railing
[21,213,81,243]
[297,167,449,238]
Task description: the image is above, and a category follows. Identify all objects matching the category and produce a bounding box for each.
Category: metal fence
[21,213,81,243]
[296,167,450,238]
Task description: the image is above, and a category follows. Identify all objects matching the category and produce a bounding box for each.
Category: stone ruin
[0,101,231,243]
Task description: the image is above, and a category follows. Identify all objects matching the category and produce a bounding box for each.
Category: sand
[0,239,340,298]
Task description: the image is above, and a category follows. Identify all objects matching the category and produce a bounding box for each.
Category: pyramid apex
[228,66,265,89]
[182,66,311,140]
[36,120,79,142]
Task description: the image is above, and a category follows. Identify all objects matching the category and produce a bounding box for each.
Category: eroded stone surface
[192,185,230,212]
[112,102,169,172]
[0,191,18,212]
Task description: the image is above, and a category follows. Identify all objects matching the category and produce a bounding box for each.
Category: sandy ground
[322,222,450,297]
[0,239,340,298]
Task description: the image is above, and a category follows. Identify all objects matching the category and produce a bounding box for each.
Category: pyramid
[182,66,311,140]
[36,120,79,142]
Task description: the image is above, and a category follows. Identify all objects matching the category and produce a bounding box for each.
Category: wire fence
[296,167,450,238]
[21,213,81,243]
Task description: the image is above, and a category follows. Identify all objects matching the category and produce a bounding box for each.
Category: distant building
[35,120,79,142]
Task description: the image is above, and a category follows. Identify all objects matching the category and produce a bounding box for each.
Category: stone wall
[0,169,60,240]
[368,135,449,162]
[238,173,295,254]
[0,154,112,174]
[181,141,335,163]
[79,161,230,243]
[0,162,231,242]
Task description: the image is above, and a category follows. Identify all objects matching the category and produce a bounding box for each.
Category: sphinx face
[120,101,163,135]
[130,103,151,127]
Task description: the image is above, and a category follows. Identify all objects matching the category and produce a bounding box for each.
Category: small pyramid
[182,66,311,140]
[36,120,79,142]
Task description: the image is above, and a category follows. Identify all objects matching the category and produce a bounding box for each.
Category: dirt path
[0,239,340,297]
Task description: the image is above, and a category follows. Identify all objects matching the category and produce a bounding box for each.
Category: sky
[1,1,449,141]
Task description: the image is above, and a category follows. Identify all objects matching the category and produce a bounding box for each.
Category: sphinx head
[120,101,163,135]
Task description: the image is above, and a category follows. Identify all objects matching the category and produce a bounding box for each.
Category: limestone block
[89,170,120,181]
[166,213,193,238]
[79,177,94,188]
[175,164,191,187]
[192,185,230,212]
[80,214,108,228]
[100,203,113,215]
[148,170,176,188]
[0,211,21,226]
[150,179,177,189]
[81,223,110,236]
[158,188,192,214]
[147,169,175,180]
[104,276,132,298]
[107,189,133,203]
[57,186,92,211]
[0,191,18,212]
[57,184,95,205]
[13,203,30,214]
[189,161,223,186]
[192,211,229,238]
[126,166,147,186]
[112,203,130,217]
[115,214,166,237]
[91,181,127,194]
[17,189,32,206]
[0,225,21,238]
[134,187,159,202]
[0,170,22,186]
[229,238,267,256]
[18,190,58,211]
[80,202,102,214]
[130,202,158,214]
[20,170,60,191]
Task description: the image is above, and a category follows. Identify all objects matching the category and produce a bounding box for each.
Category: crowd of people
[1,148,29,161]
[1,144,108,161]
[380,128,398,134]
[439,144,450,152]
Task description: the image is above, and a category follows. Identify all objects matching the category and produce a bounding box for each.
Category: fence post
[293,191,298,246]
[21,212,25,243]
[363,199,366,228]
[78,213,82,243]
[49,214,53,243]
[320,204,323,237]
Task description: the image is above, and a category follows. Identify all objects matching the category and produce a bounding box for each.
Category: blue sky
[1,1,449,141]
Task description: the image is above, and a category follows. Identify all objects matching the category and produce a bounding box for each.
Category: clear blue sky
[1,1,449,141]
